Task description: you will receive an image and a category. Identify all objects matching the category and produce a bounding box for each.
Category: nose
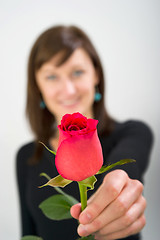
[62,79,76,96]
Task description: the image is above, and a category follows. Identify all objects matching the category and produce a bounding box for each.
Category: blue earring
[40,100,46,109]
[94,87,102,102]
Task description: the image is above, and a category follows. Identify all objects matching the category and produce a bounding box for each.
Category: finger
[78,178,143,237]
[94,214,146,240]
[79,170,128,225]
[104,179,143,221]
[87,170,128,204]
[94,195,146,237]
[70,203,81,219]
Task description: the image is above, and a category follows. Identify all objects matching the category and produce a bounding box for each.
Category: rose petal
[55,130,103,181]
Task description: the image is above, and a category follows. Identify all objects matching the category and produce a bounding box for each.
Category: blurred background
[0,0,159,239]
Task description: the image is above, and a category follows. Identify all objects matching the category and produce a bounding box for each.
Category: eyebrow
[71,61,89,68]
[40,67,56,73]
[44,63,86,71]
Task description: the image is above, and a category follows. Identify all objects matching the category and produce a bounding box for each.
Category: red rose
[55,112,103,181]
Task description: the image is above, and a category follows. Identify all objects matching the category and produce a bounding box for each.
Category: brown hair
[26,25,114,163]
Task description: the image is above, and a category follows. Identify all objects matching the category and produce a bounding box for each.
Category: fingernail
[78,224,88,236]
[80,211,92,224]
[86,212,92,220]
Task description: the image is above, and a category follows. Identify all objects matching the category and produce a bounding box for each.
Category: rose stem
[78,183,87,211]
[78,184,95,239]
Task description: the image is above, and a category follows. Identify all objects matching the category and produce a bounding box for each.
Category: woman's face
[36,48,98,124]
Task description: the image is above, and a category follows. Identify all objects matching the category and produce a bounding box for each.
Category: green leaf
[21,236,43,240]
[39,141,56,155]
[40,172,51,181]
[39,194,78,220]
[97,159,136,175]
[40,172,66,194]
[79,176,97,190]
[39,174,72,188]
[39,172,78,205]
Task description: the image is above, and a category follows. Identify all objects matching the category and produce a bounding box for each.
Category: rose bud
[55,112,103,181]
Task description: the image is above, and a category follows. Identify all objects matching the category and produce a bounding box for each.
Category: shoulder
[17,141,36,158]
[16,141,36,168]
[111,119,154,150]
[114,120,153,140]
[115,120,153,136]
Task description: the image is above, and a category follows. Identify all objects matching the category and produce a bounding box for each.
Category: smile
[61,99,80,107]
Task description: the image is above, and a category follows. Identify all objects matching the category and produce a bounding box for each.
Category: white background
[0,0,159,239]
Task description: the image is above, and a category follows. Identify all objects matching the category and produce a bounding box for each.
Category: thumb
[70,203,82,219]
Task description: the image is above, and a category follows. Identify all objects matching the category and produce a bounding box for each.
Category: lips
[60,98,80,107]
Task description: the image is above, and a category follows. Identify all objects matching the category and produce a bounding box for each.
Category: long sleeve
[92,120,153,240]
[101,120,153,183]
[15,142,79,240]
[16,145,37,236]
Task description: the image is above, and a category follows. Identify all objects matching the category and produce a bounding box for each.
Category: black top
[16,120,153,240]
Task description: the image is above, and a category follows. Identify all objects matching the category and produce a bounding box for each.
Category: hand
[70,170,146,240]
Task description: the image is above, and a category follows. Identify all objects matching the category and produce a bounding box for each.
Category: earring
[40,100,46,109]
[94,87,102,102]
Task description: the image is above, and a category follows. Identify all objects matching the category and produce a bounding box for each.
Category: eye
[72,70,84,77]
[46,75,57,80]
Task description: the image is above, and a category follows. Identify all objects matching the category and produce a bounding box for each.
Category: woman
[16,25,153,240]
